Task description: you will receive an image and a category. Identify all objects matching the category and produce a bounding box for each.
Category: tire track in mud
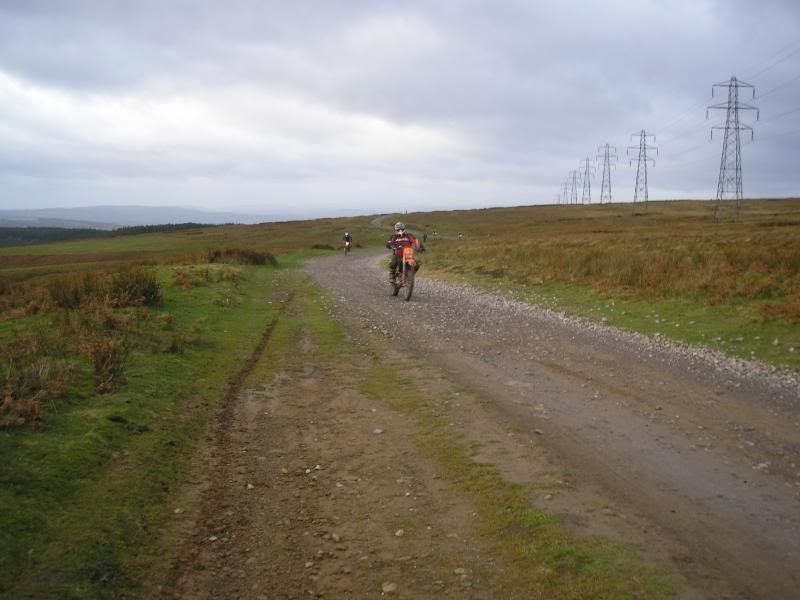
[158,290,295,598]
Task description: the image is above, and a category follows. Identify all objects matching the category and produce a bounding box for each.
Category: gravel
[309,252,799,408]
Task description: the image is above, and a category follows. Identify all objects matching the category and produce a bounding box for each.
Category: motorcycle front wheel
[404,270,415,301]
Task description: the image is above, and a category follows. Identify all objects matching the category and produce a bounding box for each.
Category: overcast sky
[1,0,799,218]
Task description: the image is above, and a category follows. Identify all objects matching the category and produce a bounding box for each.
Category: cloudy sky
[1,0,799,218]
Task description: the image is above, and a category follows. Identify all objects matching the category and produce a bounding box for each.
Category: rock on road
[307,251,800,599]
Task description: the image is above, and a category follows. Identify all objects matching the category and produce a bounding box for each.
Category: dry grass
[206,247,278,266]
[0,329,73,429]
[45,267,162,310]
[1,267,165,424]
[415,199,800,322]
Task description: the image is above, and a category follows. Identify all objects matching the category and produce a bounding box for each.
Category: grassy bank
[0,261,280,596]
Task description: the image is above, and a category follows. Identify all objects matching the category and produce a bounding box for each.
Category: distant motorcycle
[389,245,418,301]
[343,240,352,256]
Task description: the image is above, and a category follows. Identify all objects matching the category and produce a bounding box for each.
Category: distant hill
[0,223,221,248]
[0,217,120,230]
[0,206,274,229]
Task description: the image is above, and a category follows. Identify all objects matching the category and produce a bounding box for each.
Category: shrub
[311,244,335,251]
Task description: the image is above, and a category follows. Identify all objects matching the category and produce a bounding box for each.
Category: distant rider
[343,232,353,247]
[386,222,420,280]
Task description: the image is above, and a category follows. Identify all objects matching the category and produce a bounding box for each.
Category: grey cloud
[0,1,798,212]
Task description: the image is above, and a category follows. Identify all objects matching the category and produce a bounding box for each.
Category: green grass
[0,215,387,260]
[358,359,679,598]
[0,263,280,597]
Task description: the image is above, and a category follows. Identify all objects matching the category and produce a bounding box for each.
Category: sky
[1,0,799,219]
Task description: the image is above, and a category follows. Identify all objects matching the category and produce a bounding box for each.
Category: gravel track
[307,250,800,599]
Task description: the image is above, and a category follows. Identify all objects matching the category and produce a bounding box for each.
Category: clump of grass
[0,330,75,429]
[311,243,335,251]
[165,332,186,354]
[109,268,162,307]
[48,272,104,309]
[78,333,129,394]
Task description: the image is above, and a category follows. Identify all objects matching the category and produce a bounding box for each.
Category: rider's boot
[389,270,395,282]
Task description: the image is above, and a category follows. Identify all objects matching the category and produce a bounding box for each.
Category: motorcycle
[389,245,418,301]
[343,240,352,256]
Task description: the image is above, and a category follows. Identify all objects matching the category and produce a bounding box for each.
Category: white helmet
[394,222,405,232]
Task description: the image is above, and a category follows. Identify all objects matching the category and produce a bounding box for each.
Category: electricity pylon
[562,181,570,205]
[707,76,759,222]
[579,157,595,204]
[596,143,617,203]
[627,130,657,215]
[569,170,578,204]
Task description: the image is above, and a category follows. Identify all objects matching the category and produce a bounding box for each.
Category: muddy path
[159,270,686,598]
[306,251,800,598]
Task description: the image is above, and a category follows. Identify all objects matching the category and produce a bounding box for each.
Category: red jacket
[387,232,419,256]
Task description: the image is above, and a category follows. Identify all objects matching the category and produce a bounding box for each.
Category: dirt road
[156,254,799,598]
[304,252,800,598]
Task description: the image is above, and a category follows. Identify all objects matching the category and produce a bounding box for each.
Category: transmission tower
[569,170,578,204]
[596,143,617,203]
[627,130,657,215]
[706,76,759,222]
[579,157,595,204]
[562,181,570,205]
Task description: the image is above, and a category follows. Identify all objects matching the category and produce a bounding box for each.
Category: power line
[662,120,712,144]
[756,72,800,102]
[655,95,714,136]
[760,104,800,124]
[661,140,714,162]
[744,40,800,81]
[655,42,800,137]
[754,126,800,140]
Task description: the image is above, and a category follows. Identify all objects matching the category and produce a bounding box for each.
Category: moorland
[1,198,798,597]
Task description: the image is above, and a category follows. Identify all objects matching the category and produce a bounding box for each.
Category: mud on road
[305,252,800,598]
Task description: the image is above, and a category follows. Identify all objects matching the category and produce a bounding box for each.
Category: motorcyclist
[343,232,353,245]
[386,222,420,281]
